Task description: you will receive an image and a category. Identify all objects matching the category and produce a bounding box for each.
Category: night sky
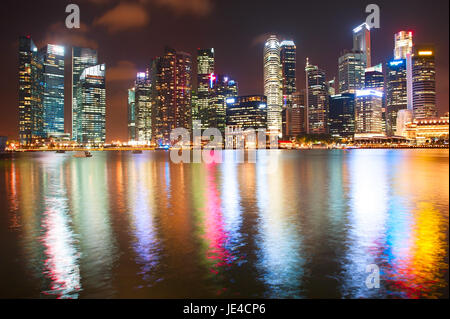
[1,0,448,142]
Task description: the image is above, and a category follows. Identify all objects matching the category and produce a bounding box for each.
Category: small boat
[73,151,92,158]
[132,150,143,154]
[56,150,66,154]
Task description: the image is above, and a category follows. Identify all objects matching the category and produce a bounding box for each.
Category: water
[0,149,448,299]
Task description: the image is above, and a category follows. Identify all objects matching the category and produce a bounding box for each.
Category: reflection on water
[0,150,448,299]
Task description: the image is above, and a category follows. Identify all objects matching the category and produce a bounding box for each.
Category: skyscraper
[151,47,192,144]
[280,40,297,138]
[18,36,44,145]
[329,93,356,139]
[386,59,408,136]
[226,95,267,130]
[338,50,366,94]
[305,59,328,134]
[134,71,152,143]
[394,31,413,60]
[72,47,97,141]
[197,48,214,129]
[39,44,65,136]
[365,64,385,133]
[209,75,238,135]
[353,22,371,67]
[264,35,283,135]
[355,89,384,136]
[127,88,136,142]
[412,45,437,119]
[74,64,106,144]
[285,91,306,137]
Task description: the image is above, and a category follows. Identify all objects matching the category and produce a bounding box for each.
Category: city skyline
[1,0,449,142]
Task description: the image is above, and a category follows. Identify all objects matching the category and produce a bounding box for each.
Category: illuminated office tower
[264,35,283,135]
[412,45,437,119]
[151,47,192,144]
[394,31,413,60]
[386,59,408,136]
[305,59,328,134]
[338,50,366,94]
[329,93,355,139]
[74,64,106,144]
[226,95,267,130]
[365,64,385,133]
[327,78,336,96]
[280,40,296,138]
[39,44,65,136]
[127,88,136,142]
[72,47,97,140]
[134,71,152,143]
[355,89,384,136]
[197,48,214,129]
[353,22,371,67]
[18,36,44,145]
[209,75,238,135]
[285,91,306,137]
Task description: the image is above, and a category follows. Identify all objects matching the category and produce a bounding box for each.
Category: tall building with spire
[264,35,283,135]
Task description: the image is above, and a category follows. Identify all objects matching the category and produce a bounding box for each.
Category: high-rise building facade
[353,23,371,67]
[39,44,65,136]
[127,88,136,142]
[280,40,296,138]
[394,31,413,60]
[226,95,267,130]
[338,50,367,94]
[305,59,328,134]
[209,75,238,135]
[412,45,437,119]
[285,91,306,137]
[72,47,98,141]
[365,64,385,133]
[197,48,214,129]
[264,35,283,135]
[151,47,192,144]
[329,93,356,139]
[134,71,152,143]
[74,64,106,144]
[355,89,384,136]
[385,59,408,136]
[18,36,44,145]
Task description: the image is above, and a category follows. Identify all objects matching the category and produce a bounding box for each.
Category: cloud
[251,33,273,47]
[107,60,138,82]
[94,2,150,33]
[38,22,98,49]
[153,0,213,16]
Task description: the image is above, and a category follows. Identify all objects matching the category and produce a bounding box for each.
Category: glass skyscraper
[226,95,267,130]
[338,50,367,94]
[412,45,437,119]
[355,89,384,136]
[329,93,356,139]
[305,59,328,134]
[18,36,44,145]
[264,35,283,135]
[134,71,152,143]
[39,44,65,136]
[386,59,408,136]
[353,22,371,67]
[280,40,297,138]
[197,48,214,129]
[127,88,136,142]
[74,64,106,144]
[72,47,98,141]
[210,75,238,135]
